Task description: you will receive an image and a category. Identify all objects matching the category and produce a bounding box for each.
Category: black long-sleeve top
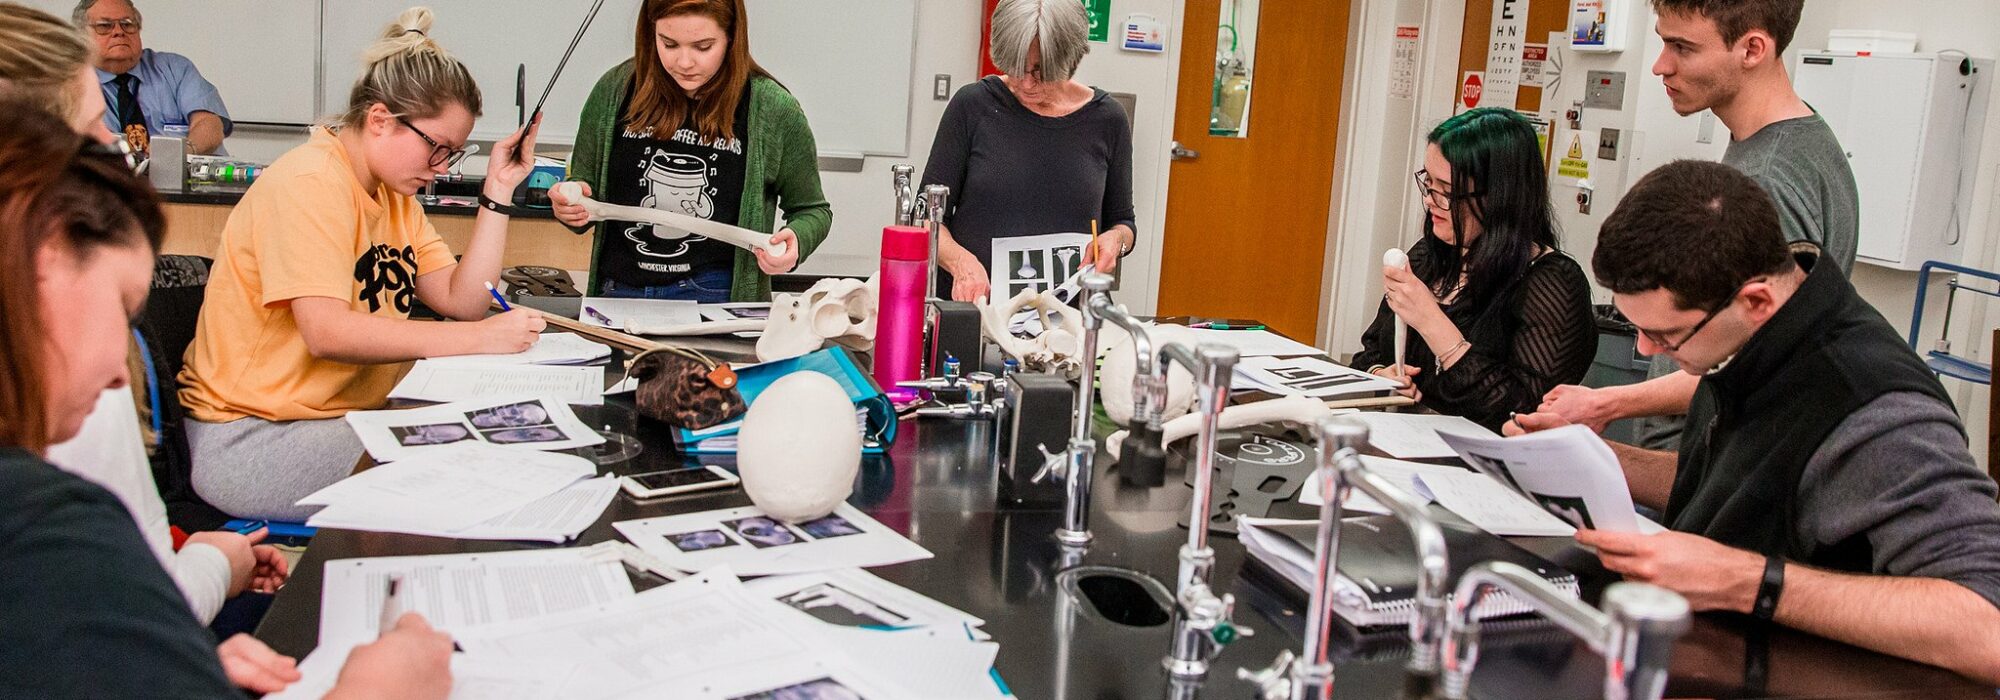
[1349,243,1598,431]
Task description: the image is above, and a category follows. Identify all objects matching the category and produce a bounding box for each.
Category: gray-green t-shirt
[1722,112,1860,275]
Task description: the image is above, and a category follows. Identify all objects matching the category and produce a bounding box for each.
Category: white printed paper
[1344,411,1496,459]
[346,396,606,463]
[317,548,634,648]
[578,296,700,331]
[1237,356,1403,399]
[299,444,594,532]
[1436,424,1665,534]
[614,503,932,577]
[423,333,612,367]
[1180,327,1323,357]
[307,475,618,543]
[453,569,919,700]
[267,646,576,700]
[989,232,1092,300]
[390,362,605,406]
[1415,468,1578,537]
[1297,455,1466,514]
[744,567,987,633]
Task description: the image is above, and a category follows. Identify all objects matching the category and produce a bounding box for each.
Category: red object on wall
[978,0,1002,77]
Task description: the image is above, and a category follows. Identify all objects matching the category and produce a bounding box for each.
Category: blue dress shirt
[98,49,233,154]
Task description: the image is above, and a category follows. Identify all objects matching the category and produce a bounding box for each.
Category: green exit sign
[1086,0,1110,42]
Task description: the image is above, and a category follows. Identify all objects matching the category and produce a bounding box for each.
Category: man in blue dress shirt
[74,0,231,154]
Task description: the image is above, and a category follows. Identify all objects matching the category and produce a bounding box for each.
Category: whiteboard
[320,0,915,154]
[19,0,320,124]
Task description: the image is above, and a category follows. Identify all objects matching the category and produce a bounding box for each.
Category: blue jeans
[599,267,733,303]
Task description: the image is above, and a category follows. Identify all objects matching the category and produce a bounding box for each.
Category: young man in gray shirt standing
[1534,0,1860,448]
[1512,161,2000,685]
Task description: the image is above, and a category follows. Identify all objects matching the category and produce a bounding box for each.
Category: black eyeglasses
[1413,169,1480,211]
[395,116,469,169]
[1636,280,1757,353]
[87,19,140,35]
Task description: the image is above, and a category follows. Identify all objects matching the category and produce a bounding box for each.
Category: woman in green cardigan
[550,0,830,303]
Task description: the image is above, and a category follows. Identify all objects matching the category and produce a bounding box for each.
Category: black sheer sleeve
[1424,254,1597,430]
[1348,242,1438,370]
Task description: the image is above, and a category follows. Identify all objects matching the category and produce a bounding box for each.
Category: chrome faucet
[891,164,918,226]
[1087,292,1168,486]
[1442,563,1689,700]
[922,184,949,303]
[1162,342,1254,679]
[1031,273,1114,545]
[1238,416,1451,698]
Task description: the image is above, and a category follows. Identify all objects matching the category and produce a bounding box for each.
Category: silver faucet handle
[1316,416,1372,454]
[1236,650,1297,700]
[1603,582,1691,700]
[1029,443,1068,484]
[1194,342,1240,372]
[1080,271,1113,292]
[891,164,914,176]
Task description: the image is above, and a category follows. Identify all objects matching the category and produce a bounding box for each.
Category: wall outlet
[933,74,952,101]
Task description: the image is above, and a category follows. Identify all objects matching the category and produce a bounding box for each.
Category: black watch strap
[1752,554,1785,621]
[478,193,527,217]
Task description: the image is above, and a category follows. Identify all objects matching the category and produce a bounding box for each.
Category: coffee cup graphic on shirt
[625,151,714,259]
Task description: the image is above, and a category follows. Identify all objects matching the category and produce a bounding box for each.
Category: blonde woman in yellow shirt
[180,7,546,521]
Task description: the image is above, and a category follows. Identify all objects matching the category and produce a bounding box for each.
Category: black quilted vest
[1666,255,1955,571]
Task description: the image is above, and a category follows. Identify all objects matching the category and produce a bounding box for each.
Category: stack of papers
[423,332,612,366]
[613,503,933,577]
[1437,425,1666,534]
[297,443,602,538]
[452,568,1001,699]
[744,567,988,637]
[578,296,700,332]
[270,546,637,700]
[1343,411,1495,459]
[1234,356,1404,399]
[390,361,606,406]
[347,396,606,463]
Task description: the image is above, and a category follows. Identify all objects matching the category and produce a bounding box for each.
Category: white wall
[215,0,1185,315]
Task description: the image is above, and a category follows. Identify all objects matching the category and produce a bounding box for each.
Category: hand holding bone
[552,181,789,258]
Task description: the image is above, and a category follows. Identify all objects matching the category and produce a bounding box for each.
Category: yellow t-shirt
[179,129,456,422]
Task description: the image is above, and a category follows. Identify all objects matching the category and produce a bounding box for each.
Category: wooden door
[1156,0,1352,341]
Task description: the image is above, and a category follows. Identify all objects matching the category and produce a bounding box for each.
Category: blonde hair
[0,3,93,124]
[334,6,481,128]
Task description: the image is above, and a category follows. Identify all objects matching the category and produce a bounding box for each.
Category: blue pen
[229,519,268,535]
[485,281,513,311]
[584,306,614,326]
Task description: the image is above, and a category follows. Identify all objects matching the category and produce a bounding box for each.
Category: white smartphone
[619,465,740,499]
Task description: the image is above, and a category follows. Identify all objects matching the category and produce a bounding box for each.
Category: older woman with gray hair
[921,0,1136,302]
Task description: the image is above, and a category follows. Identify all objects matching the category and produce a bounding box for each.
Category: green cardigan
[567,62,832,301]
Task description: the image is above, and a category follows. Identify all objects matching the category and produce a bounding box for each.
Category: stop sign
[1463,73,1484,109]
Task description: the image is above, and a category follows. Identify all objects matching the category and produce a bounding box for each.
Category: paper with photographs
[614,503,932,577]
[346,396,605,463]
[1236,356,1404,399]
[389,361,605,406]
[989,232,1092,301]
[744,567,987,635]
[1435,424,1666,534]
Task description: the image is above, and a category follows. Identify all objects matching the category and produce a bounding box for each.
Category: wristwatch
[1752,554,1785,621]
[478,192,528,217]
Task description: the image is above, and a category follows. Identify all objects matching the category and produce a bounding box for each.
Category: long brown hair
[0,101,164,453]
[625,0,772,140]
[0,3,94,125]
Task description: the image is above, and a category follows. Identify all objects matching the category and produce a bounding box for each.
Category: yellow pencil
[1089,219,1100,268]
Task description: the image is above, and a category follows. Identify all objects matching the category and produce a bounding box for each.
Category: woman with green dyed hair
[1348,107,1597,431]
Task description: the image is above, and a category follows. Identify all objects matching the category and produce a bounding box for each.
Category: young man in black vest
[1512,161,2000,684]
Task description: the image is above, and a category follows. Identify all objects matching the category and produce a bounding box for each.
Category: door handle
[1171,141,1200,160]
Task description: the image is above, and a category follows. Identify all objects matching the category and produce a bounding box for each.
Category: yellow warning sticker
[1565,134,1584,160]
[1557,157,1591,179]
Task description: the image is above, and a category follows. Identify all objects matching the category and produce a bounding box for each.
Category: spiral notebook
[1238,514,1579,627]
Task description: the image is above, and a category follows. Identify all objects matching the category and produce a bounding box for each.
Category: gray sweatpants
[187,415,364,522]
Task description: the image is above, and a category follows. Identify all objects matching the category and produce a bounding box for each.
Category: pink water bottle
[875,225,930,403]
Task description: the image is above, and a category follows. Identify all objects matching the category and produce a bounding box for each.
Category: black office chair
[136,254,231,532]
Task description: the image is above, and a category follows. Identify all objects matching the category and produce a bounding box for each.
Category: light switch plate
[934,74,952,101]
[1583,70,1627,110]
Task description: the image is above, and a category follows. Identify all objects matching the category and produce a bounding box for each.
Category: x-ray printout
[347,396,605,462]
[614,503,932,576]
[1436,424,1666,534]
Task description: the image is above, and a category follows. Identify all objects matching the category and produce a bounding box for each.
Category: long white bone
[553,181,788,258]
[622,318,766,336]
[1383,248,1409,381]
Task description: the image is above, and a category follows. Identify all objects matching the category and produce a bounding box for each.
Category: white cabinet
[1794,52,1990,270]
